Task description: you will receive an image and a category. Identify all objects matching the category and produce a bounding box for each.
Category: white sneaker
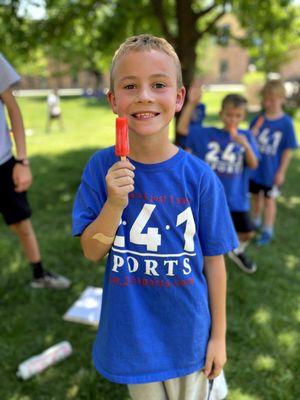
[31,271,71,289]
[228,252,257,274]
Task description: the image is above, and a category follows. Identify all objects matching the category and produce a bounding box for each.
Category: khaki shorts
[128,370,228,400]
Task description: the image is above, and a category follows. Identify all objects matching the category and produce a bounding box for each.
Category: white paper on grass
[63,286,103,326]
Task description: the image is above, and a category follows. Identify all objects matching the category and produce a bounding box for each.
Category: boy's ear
[175,87,186,112]
[107,90,118,114]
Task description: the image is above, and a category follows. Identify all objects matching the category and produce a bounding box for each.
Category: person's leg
[1,158,70,288]
[249,181,265,230]
[10,218,70,288]
[228,212,257,274]
[264,197,276,230]
[128,381,167,400]
[10,218,41,263]
[257,197,276,245]
[251,193,263,229]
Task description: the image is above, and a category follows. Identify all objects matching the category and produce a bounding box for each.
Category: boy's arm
[80,160,135,261]
[1,88,27,159]
[242,139,258,169]
[177,86,202,136]
[274,149,292,186]
[177,102,197,136]
[203,255,227,379]
[1,88,32,192]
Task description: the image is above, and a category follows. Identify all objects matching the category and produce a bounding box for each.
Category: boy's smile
[107,50,185,140]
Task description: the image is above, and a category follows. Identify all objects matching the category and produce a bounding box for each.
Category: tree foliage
[233,0,300,72]
[1,0,299,83]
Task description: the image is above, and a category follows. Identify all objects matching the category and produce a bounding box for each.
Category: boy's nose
[136,87,154,103]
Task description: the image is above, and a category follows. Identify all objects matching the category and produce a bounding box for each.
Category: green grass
[0,93,299,399]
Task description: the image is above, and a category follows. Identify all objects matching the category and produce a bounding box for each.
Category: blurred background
[0,1,299,399]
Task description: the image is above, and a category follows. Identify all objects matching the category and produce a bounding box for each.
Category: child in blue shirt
[250,79,298,245]
[73,34,237,399]
[177,81,206,148]
[180,91,259,274]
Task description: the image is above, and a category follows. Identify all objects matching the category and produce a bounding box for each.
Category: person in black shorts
[0,53,70,289]
[249,80,298,245]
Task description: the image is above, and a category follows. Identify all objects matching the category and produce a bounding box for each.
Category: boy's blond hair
[110,34,183,90]
[261,79,286,98]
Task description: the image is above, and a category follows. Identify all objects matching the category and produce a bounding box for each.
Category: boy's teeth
[135,112,156,119]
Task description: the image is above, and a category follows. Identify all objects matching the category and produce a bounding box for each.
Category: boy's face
[107,50,185,138]
[220,104,246,131]
[262,92,285,114]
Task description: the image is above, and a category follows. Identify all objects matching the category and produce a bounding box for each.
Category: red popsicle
[115,117,129,161]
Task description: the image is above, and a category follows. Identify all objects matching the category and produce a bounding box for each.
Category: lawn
[0,93,299,400]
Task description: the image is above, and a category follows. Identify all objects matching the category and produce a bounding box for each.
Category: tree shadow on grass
[226,151,300,399]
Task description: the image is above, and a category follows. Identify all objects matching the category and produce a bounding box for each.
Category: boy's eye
[153,82,166,89]
[124,84,136,90]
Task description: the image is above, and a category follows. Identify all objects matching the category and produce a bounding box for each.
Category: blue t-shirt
[72,147,237,384]
[0,54,20,165]
[186,126,259,212]
[249,114,298,187]
[178,103,206,148]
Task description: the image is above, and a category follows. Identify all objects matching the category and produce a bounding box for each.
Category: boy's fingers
[204,356,213,377]
[110,168,135,179]
[113,160,135,171]
[208,363,222,379]
[114,176,134,188]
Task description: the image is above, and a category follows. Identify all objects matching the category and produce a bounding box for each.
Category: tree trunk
[175,0,198,89]
[174,0,199,144]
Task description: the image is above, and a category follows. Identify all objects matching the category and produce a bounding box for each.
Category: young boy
[180,91,259,274]
[72,34,238,399]
[249,79,298,245]
[177,80,206,148]
[0,53,70,289]
[45,88,64,133]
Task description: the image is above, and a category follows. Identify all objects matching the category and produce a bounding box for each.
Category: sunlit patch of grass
[284,254,299,271]
[295,308,300,323]
[66,384,79,399]
[228,388,262,400]
[277,331,298,353]
[254,355,276,371]
[252,307,271,325]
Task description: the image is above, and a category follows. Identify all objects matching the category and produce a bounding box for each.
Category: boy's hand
[106,160,135,210]
[204,337,227,379]
[187,85,202,106]
[13,164,32,192]
[228,126,249,148]
[274,171,285,186]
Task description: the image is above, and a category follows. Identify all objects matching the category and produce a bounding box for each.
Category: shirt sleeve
[72,155,107,236]
[0,54,20,94]
[282,117,298,150]
[197,168,238,256]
